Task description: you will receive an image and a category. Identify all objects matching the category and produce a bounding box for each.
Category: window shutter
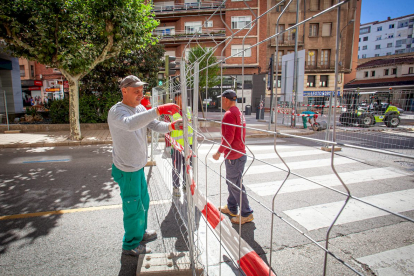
[322,23,332,36]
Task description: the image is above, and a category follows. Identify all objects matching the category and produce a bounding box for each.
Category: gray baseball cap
[119,75,147,89]
[217,89,237,101]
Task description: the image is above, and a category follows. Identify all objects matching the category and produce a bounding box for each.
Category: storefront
[21,80,43,107]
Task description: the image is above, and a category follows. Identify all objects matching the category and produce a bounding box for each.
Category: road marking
[197,144,291,154]
[0,199,170,220]
[247,167,412,196]
[357,244,414,276]
[244,157,356,175]
[208,149,328,163]
[9,155,72,164]
[284,189,414,231]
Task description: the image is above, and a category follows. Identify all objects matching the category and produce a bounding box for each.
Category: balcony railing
[153,1,223,12]
[175,56,225,63]
[270,39,304,46]
[153,28,226,39]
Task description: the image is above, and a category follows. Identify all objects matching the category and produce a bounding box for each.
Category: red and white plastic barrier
[301,104,343,108]
[165,133,275,276]
[277,109,317,117]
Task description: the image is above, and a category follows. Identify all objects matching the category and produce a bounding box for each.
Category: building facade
[19,59,68,108]
[358,13,414,59]
[268,0,359,108]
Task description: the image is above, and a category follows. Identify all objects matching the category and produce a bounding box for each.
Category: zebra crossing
[195,141,414,275]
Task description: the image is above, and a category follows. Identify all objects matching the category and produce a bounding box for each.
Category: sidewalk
[0,113,313,148]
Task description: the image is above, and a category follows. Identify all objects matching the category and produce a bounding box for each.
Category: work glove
[162,146,172,159]
[157,103,180,115]
[171,119,183,130]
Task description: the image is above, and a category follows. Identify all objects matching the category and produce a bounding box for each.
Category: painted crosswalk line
[244,157,356,175]
[247,167,412,196]
[284,189,414,231]
[357,244,414,276]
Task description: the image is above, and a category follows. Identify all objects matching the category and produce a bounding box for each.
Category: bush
[26,106,38,116]
[49,98,70,123]
[48,92,122,124]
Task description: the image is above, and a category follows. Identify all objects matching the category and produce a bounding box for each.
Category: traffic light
[165,55,177,78]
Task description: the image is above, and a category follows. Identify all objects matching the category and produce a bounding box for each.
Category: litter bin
[245,105,251,115]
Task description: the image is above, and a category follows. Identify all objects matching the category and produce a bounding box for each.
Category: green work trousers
[112,164,150,250]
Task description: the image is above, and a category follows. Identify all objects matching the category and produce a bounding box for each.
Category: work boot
[218,205,237,217]
[143,230,157,241]
[122,244,151,257]
[231,214,254,225]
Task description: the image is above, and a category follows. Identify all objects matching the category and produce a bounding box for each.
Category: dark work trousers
[172,146,192,188]
[224,154,253,217]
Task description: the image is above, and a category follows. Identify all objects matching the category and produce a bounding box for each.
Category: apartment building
[152,0,269,110]
[358,13,414,59]
[268,0,359,107]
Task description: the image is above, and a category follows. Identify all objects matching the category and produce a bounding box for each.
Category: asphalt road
[1,133,413,275]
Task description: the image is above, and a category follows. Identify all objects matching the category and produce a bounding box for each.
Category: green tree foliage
[80,44,165,95]
[0,0,159,140]
[187,46,221,116]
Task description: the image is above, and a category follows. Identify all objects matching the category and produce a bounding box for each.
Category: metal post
[180,60,196,272]
[3,90,9,131]
[291,0,300,127]
[268,54,274,128]
[193,62,200,273]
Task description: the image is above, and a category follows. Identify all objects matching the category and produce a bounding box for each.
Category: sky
[360,0,414,24]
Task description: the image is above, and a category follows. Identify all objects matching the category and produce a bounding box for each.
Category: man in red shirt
[212,90,253,224]
[141,92,152,110]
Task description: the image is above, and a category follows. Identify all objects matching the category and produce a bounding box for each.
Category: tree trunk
[198,88,205,118]
[68,77,82,140]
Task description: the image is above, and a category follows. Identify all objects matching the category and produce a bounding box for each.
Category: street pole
[268,54,274,129]
[3,90,9,131]
[291,0,300,127]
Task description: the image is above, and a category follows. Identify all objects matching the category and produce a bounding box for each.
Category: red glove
[171,119,183,130]
[157,103,180,115]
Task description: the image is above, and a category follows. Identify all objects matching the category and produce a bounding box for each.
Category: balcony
[153,1,224,13]
[270,39,304,47]
[305,61,336,72]
[154,28,226,42]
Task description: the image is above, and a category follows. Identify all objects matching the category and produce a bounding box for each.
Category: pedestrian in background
[212,89,254,225]
[141,92,152,110]
[164,91,193,197]
[108,75,182,257]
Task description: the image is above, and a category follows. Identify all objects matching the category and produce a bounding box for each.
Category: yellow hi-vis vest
[169,107,193,146]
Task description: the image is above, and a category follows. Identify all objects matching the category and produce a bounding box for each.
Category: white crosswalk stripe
[283,189,414,231]
[246,167,412,196]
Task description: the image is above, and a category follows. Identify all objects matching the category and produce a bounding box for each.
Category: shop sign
[303,91,340,97]
[29,86,41,91]
[34,80,43,86]
[45,88,60,92]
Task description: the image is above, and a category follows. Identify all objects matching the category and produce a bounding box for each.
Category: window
[358,46,360,50]
[277,51,283,67]
[204,20,213,28]
[398,20,409,28]
[309,24,319,37]
[320,75,329,87]
[376,36,382,40]
[310,0,319,10]
[389,24,395,29]
[321,0,333,9]
[387,43,393,48]
[307,75,316,87]
[386,52,392,55]
[377,26,382,31]
[231,45,251,57]
[30,65,34,78]
[322,23,332,37]
[359,38,361,42]
[409,67,414,74]
[395,49,405,54]
[288,24,296,41]
[237,97,246,103]
[388,34,394,38]
[371,70,376,77]
[320,49,330,67]
[362,54,367,58]
[363,36,368,41]
[185,21,202,34]
[307,50,317,66]
[362,45,367,50]
[384,69,389,75]
[375,54,380,57]
[276,3,285,12]
[288,0,296,12]
[231,16,252,29]
[364,71,368,78]
[360,26,371,34]
[396,39,405,48]
[375,44,381,49]
[20,65,25,77]
[276,25,285,43]
[392,68,397,75]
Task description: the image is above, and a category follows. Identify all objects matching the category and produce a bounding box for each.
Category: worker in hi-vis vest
[164,91,193,197]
